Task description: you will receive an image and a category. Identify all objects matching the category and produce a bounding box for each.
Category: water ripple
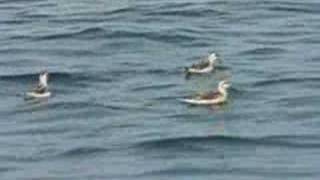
[136,135,320,151]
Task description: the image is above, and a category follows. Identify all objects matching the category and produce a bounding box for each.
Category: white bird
[25,71,51,99]
[180,80,231,105]
[185,53,220,75]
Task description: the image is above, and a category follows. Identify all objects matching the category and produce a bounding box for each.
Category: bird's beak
[222,80,231,88]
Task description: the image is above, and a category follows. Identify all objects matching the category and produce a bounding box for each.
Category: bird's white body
[25,91,51,99]
[179,96,225,105]
[187,65,214,74]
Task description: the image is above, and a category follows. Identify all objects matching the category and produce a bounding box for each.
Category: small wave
[253,77,320,87]
[159,2,195,9]
[0,147,108,162]
[144,8,226,18]
[239,47,287,55]
[35,27,106,40]
[103,7,136,16]
[15,10,51,19]
[131,84,176,92]
[0,19,32,25]
[259,31,305,37]
[59,146,108,158]
[165,113,201,120]
[142,1,229,18]
[268,5,319,14]
[136,135,320,151]
[137,136,258,149]
[0,127,69,136]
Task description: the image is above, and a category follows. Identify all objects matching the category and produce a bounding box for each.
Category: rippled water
[1,0,320,179]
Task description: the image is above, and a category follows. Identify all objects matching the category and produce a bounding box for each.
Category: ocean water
[1,0,320,179]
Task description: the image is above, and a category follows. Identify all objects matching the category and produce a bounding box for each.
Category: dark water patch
[138,166,318,178]
[144,69,168,74]
[0,19,32,25]
[159,2,195,9]
[0,166,19,173]
[239,47,287,56]
[0,153,49,163]
[15,10,52,19]
[258,31,307,37]
[180,41,212,48]
[144,8,227,18]
[253,77,320,87]
[165,113,202,120]
[268,5,320,14]
[144,69,181,76]
[59,146,108,158]
[103,6,137,16]
[0,126,70,136]
[136,135,320,151]
[49,16,108,24]
[131,83,177,92]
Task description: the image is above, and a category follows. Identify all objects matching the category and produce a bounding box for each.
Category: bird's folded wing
[191,59,209,69]
[33,84,47,94]
[197,91,220,99]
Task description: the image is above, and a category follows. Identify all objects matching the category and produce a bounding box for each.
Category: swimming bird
[25,71,51,99]
[180,80,231,105]
[185,53,220,76]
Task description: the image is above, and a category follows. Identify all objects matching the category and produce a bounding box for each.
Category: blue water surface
[1,0,320,179]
